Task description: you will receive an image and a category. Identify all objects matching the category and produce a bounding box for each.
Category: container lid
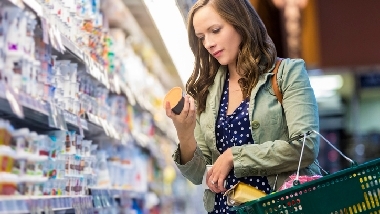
[163,87,183,109]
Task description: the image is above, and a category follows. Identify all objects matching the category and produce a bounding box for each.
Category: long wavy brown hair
[186,0,277,115]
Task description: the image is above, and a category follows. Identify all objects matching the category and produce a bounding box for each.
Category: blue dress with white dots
[209,72,272,214]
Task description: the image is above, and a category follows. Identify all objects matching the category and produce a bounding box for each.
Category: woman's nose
[204,36,216,50]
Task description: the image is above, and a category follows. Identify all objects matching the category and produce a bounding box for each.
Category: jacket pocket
[203,189,215,212]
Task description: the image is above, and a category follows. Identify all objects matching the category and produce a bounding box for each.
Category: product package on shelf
[0,119,50,196]
[0,0,182,213]
[41,130,96,197]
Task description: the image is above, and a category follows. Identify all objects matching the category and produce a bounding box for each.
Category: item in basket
[224,181,267,206]
[278,174,323,191]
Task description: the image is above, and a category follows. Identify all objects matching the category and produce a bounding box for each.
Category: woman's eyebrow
[195,25,219,36]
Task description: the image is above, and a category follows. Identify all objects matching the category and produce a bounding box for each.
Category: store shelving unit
[0,0,176,213]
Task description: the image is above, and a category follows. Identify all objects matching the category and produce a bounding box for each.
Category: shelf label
[5,86,24,118]
[76,115,84,137]
[48,104,67,130]
[99,118,110,136]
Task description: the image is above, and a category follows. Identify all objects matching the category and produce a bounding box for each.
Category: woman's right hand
[165,94,196,143]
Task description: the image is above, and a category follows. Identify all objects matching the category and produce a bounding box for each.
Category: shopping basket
[231,130,380,214]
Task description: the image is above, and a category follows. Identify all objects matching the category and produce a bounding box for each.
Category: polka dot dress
[209,73,271,214]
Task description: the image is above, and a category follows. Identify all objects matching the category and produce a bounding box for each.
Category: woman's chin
[216,59,228,66]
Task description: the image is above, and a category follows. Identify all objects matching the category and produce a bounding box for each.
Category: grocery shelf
[0,195,86,214]
[0,1,179,212]
[0,95,113,144]
[59,35,110,90]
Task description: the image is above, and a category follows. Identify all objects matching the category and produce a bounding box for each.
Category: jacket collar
[206,64,275,121]
[207,66,227,120]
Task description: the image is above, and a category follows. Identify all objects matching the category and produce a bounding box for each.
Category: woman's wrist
[179,138,197,164]
[178,133,195,143]
[225,148,234,168]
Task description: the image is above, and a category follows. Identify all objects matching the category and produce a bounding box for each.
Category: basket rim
[230,157,380,211]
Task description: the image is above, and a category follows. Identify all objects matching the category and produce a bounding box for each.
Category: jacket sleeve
[231,59,320,177]
[172,116,212,185]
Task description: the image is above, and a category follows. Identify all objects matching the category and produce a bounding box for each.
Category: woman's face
[193,4,242,67]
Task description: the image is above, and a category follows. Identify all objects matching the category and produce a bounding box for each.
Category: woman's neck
[228,64,240,82]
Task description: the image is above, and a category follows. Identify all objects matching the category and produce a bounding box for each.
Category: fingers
[165,95,196,121]
[206,168,217,192]
[208,177,226,193]
[217,178,227,192]
[165,101,173,117]
[181,95,190,117]
[188,96,196,118]
[207,167,226,193]
[208,177,218,193]
[180,95,195,120]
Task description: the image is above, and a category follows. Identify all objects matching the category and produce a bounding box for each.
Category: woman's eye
[212,28,220,34]
[199,37,205,41]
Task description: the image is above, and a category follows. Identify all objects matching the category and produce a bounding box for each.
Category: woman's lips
[213,50,223,57]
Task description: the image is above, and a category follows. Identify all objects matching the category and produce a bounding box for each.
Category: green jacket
[172,58,321,212]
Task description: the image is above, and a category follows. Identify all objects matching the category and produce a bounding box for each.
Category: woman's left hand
[207,148,234,193]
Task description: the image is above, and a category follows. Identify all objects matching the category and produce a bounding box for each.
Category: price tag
[77,115,84,137]
[37,100,48,115]
[18,93,26,107]
[99,118,110,136]
[48,24,58,51]
[87,113,95,124]
[81,118,88,130]
[5,86,24,118]
[83,55,90,71]
[42,102,49,115]
[47,104,67,130]
[48,103,59,128]
[112,77,121,94]
[31,97,39,111]
[64,111,71,124]
[56,108,68,130]
[54,26,65,52]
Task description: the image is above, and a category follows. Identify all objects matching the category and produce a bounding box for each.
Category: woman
[165,0,321,213]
